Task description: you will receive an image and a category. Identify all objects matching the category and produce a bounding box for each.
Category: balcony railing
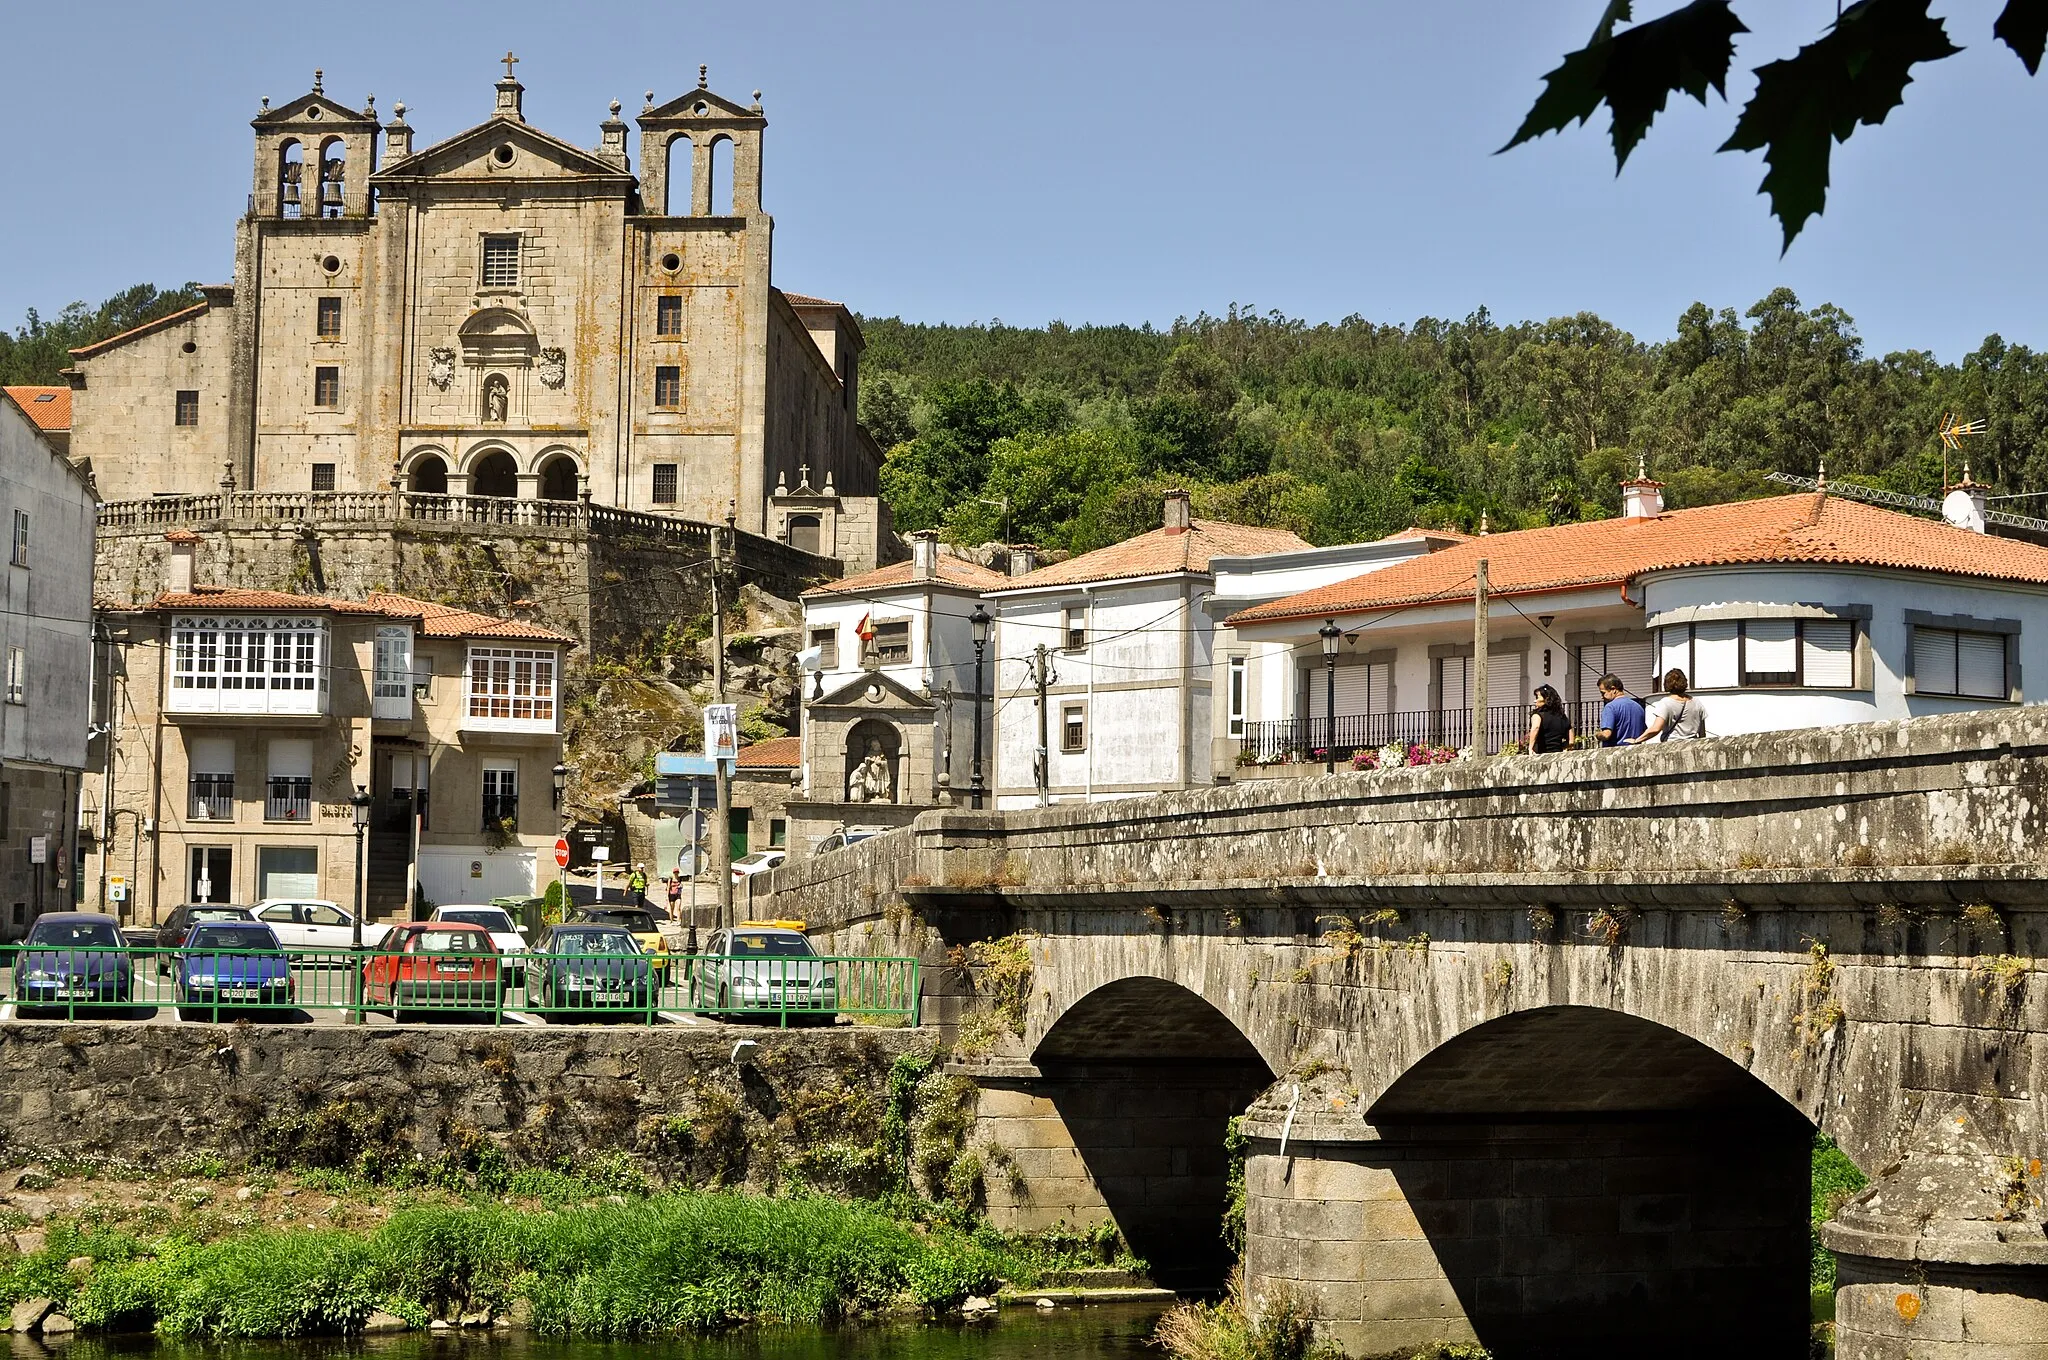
[265,777,313,822]
[166,680,328,717]
[188,775,234,822]
[1240,700,1607,764]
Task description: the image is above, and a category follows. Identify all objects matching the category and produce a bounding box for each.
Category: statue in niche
[847,739,893,804]
[483,374,509,424]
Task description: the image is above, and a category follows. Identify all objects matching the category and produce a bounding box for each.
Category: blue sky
[1,1,2040,359]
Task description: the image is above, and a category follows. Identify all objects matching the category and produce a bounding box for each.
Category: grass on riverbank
[0,1189,1124,1339]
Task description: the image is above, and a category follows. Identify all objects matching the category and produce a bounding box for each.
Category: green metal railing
[0,946,922,1028]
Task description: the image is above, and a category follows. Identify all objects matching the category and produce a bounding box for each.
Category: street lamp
[969,604,991,810]
[348,784,372,1023]
[551,761,569,809]
[1320,619,1342,774]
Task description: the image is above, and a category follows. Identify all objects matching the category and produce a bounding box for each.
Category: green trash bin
[491,895,546,939]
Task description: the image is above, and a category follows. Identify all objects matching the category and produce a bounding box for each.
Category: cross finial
[502,51,519,79]
[698,64,708,88]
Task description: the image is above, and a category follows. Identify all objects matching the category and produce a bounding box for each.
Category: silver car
[692,926,836,1024]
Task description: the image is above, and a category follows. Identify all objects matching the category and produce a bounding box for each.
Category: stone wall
[0,1021,928,1191]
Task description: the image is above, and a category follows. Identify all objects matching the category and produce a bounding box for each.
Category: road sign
[29,836,47,865]
[591,845,610,862]
[553,837,571,868]
[109,874,127,902]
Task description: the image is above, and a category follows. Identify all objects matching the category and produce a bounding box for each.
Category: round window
[493,144,516,166]
[306,106,322,120]
[693,101,708,115]
[659,252,682,274]
[182,341,197,355]
[321,254,342,275]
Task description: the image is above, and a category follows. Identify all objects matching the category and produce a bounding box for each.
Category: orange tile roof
[736,735,802,769]
[1229,493,2048,626]
[2,387,70,432]
[368,593,578,644]
[154,587,384,613]
[779,291,842,308]
[68,300,213,359]
[805,555,1008,597]
[996,519,1312,591]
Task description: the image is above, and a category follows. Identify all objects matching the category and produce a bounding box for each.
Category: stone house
[0,391,96,940]
[61,62,888,566]
[1225,473,2048,760]
[986,492,1308,808]
[787,532,1006,850]
[89,534,572,922]
[731,735,799,863]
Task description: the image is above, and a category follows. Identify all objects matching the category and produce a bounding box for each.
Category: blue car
[11,913,132,1013]
[177,921,293,1018]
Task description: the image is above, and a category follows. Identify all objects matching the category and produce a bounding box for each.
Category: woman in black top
[1527,684,1574,753]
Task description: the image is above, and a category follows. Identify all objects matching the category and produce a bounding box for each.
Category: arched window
[410,455,448,495]
[279,141,305,220]
[317,138,347,218]
[471,451,518,498]
[787,514,822,554]
[539,455,579,501]
[708,136,732,216]
[665,133,693,216]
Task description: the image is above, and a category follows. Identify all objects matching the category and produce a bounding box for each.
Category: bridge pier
[1239,1112,1812,1357]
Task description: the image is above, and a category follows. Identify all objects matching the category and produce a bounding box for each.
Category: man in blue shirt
[1596,674,1646,746]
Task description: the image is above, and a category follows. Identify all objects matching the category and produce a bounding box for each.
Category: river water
[21,1305,1171,1360]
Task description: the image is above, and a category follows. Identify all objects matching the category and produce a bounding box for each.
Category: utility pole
[1031,643,1054,807]
[713,503,735,932]
[1472,558,1490,755]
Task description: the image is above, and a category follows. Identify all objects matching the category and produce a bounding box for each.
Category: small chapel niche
[481,374,510,424]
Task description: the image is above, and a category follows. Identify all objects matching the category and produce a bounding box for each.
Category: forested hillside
[859,291,2048,552]
[0,284,204,389]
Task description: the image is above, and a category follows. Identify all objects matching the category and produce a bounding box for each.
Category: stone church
[65,60,888,565]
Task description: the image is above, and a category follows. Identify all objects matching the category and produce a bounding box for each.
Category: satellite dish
[796,645,825,673]
[1942,487,1986,534]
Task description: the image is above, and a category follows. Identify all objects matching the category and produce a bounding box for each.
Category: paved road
[0,958,735,1028]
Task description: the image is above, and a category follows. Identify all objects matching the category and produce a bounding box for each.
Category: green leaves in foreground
[1510,0,2048,248]
[1721,0,1959,251]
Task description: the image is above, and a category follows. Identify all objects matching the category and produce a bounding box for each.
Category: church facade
[65,61,886,561]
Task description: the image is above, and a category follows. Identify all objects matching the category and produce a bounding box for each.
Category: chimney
[909,529,939,582]
[1943,464,1991,534]
[1620,456,1664,520]
[163,530,198,594]
[1008,544,1039,577]
[1163,488,1192,535]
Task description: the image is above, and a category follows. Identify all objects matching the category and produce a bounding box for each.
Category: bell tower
[635,67,765,217]
[249,71,380,219]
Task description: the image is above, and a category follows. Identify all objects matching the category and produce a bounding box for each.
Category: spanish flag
[856,612,875,643]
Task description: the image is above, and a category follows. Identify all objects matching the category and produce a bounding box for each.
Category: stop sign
[553,837,571,868]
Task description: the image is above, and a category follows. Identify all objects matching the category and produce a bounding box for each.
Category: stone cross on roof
[501,51,519,79]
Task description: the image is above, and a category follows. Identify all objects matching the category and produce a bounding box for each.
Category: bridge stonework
[765,710,2048,1356]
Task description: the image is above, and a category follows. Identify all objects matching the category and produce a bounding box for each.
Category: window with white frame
[466,647,557,723]
[1911,625,2010,699]
[1061,702,1087,753]
[171,617,326,694]
[374,627,413,700]
[482,762,519,829]
[1655,618,1858,691]
[5,648,22,705]
[10,510,26,568]
[1228,655,1247,738]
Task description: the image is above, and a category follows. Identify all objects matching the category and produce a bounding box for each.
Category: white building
[0,391,96,939]
[1224,474,2048,763]
[988,491,1307,808]
[789,531,1007,845]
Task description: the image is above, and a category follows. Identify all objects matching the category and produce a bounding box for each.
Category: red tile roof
[805,555,1008,597]
[779,291,843,308]
[1229,493,2048,625]
[130,586,574,644]
[2,387,70,432]
[68,300,214,359]
[997,519,1312,591]
[736,735,802,769]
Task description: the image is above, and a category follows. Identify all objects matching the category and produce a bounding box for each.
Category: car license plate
[58,985,88,998]
[596,991,628,1003]
[435,963,466,975]
[224,988,259,1000]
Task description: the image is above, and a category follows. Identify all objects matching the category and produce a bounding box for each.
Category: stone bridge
[763,709,2048,1358]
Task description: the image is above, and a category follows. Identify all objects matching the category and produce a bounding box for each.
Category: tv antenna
[1938,412,1986,488]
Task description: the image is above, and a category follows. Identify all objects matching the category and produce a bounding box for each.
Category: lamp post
[969,604,991,810]
[348,784,372,1023]
[1319,619,1342,774]
[551,761,569,810]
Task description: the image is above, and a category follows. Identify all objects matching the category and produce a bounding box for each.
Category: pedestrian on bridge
[1631,670,1707,744]
[1595,674,1646,746]
[1527,684,1575,753]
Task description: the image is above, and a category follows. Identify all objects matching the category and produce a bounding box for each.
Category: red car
[361,922,501,1017]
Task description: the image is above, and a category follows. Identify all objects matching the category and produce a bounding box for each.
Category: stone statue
[847,739,892,804]
[484,377,508,423]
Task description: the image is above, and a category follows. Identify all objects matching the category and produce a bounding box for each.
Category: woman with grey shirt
[1629,669,1707,743]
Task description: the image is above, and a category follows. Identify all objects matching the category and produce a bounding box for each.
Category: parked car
[565,906,669,978]
[11,913,132,1013]
[528,925,654,1018]
[731,849,787,884]
[691,925,837,1023]
[152,904,256,975]
[814,826,884,855]
[254,899,388,956]
[362,922,501,1017]
[429,906,527,984]
[175,921,293,1018]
